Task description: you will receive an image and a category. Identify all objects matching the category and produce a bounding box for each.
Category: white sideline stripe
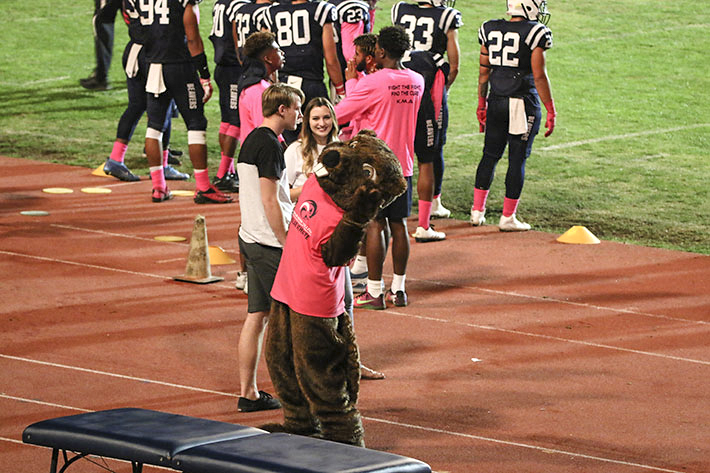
[0,394,91,412]
[0,355,239,398]
[50,224,188,245]
[24,223,709,327]
[364,417,686,473]
[0,393,684,473]
[537,124,710,151]
[0,76,71,87]
[383,310,710,366]
[406,276,710,327]
[0,250,235,289]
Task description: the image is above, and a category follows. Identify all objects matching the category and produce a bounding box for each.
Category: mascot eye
[349,140,358,148]
[362,163,377,181]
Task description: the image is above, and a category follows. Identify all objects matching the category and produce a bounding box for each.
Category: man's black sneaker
[237,391,282,412]
[79,73,110,91]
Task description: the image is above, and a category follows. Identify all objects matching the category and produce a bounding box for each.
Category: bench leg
[50,448,58,473]
[57,450,88,473]
[132,461,143,473]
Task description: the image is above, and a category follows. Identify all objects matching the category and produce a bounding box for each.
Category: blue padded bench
[174,432,431,473]
[22,408,267,473]
[23,408,432,473]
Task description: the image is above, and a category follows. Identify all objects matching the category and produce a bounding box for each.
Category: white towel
[146,63,166,96]
[125,43,142,78]
[508,97,527,135]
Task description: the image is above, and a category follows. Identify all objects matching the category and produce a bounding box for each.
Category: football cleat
[212,173,240,193]
[431,196,451,218]
[103,158,140,182]
[151,186,173,203]
[194,185,233,204]
[387,289,408,307]
[499,214,531,232]
[411,225,446,242]
[163,165,190,180]
[470,209,486,226]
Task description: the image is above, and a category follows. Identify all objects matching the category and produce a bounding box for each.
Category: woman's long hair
[300,97,339,175]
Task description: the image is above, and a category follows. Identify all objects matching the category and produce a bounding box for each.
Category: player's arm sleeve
[334,78,373,125]
[340,21,365,61]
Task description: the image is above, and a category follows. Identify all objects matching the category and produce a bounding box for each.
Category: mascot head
[313,130,407,212]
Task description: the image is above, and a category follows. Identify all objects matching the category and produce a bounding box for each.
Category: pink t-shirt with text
[271,175,346,318]
[335,67,423,177]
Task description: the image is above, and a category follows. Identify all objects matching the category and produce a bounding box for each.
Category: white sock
[367,279,383,297]
[351,255,368,274]
[391,274,406,293]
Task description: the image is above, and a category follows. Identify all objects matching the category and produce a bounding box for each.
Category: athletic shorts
[377,176,412,221]
[238,236,283,314]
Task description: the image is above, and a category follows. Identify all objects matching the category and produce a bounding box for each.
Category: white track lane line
[0,392,687,473]
[382,310,710,366]
[20,223,710,327]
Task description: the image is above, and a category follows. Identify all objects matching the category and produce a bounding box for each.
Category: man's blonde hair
[262,83,305,117]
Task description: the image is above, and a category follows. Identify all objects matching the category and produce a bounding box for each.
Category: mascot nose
[322,150,340,168]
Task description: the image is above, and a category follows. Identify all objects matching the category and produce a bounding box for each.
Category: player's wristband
[192,52,210,80]
[543,100,556,115]
[334,83,346,96]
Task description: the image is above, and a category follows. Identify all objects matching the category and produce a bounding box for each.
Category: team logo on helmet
[299,200,318,220]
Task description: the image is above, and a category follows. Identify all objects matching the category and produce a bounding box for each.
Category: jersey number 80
[275,10,312,47]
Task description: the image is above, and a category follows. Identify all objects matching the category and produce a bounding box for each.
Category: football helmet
[418,0,456,7]
[506,0,550,24]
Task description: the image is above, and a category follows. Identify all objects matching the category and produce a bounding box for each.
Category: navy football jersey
[129,0,201,63]
[264,0,337,81]
[210,0,249,65]
[391,2,462,56]
[123,0,148,44]
[231,1,270,52]
[329,0,371,70]
[478,19,553,96]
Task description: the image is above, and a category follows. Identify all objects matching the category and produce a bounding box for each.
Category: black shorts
[238,236,283,314]
[146,62,207,132]
[215,64,242,126]
[377,176,412,221]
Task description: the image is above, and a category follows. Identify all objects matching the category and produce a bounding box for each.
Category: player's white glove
[200,78,213,104]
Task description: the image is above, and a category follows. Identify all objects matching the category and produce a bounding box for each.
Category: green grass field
[1,0,708,253]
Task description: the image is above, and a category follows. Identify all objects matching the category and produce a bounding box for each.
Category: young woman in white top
[284,97,385,380]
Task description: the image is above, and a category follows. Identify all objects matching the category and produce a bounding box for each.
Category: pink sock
[109,142,128,163]
[418,200,432,229]
[150,167,166,191]
[194,169,210,191]
[162,149,169,168]
[217,152,233,179]
[502,197,520,217]
[473,188,489,212]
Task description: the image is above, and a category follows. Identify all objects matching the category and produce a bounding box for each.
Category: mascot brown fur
[263,130,406,447]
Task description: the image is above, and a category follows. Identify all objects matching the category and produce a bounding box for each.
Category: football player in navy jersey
[209,0,250,194]
[329,0,371,89]
[392,0,461,219]
[264,0,345,143]
[102,0,187,183]
[130,0,232,204]
[471,0,555,231]
[231,0,272,63]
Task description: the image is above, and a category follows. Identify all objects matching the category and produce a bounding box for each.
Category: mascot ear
[322,150,341,168]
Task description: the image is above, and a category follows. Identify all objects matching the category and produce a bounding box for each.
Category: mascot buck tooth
[264,130,406,447]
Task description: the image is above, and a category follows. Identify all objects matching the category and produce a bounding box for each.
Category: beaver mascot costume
[264,130,407,447]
